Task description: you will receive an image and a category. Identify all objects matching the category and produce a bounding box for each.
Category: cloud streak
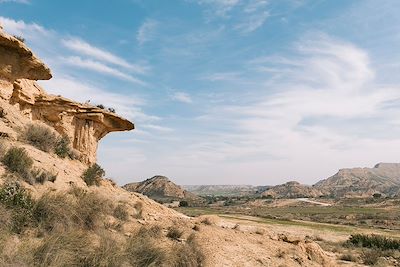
[171,92,193,103]
[62,38,148,74]
[136,19,158,45]
[61,56,146,85]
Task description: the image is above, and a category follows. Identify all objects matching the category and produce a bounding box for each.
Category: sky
[1,0,400,186]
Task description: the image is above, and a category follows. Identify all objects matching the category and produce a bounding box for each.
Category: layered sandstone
[262,181,323,199]
[124,175,204,205]
[0,27,51,82]
[0,27,134,164]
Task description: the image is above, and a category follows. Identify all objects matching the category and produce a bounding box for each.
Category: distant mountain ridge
[264,163,400,199]
[314,163,400,197]
[262,181,323,198]
[183,185,270,196]
[123,175,203,204]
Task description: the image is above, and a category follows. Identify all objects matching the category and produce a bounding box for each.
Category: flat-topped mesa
[0,27,134,164]
[0,27,52,82]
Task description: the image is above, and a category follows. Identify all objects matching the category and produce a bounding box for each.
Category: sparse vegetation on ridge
[2,147,33,181]
[82,163,105,186]
[54,135,71,158]
[21,124,58,153]
[1,146,57,185]
[0,183,206,266]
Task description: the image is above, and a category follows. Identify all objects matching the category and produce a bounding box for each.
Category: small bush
[0,183,34,211]
[347,234,400,250]
[21,124,57,152]
[96,104,105,109]
[13,35,25,42]
[167,226,184,240]
[107,107,116,113]
[0,183,34,233]
[179,200,189,207]
[31,168,57,184]
[361,249,384,265]
[113,204,129,221]
[82,163,105,186]
[2,147,33,182]
[54,135,71,158]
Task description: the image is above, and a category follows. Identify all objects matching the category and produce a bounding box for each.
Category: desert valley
[1,1,400,267]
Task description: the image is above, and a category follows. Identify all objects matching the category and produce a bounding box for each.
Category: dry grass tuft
[21,124,57,152]
[167,226,184,240]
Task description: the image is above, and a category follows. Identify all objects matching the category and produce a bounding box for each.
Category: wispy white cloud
[0,0,29,4]
[171,92,193,103]
[141,124,174,132]
[234,10,269,33]
[196,0,270,33]
[136,19,158,45]
[0,16,49,36]
[198,0,240,17]
[201,71,241,81]
[62,38,148,74]
[61,56,146,85]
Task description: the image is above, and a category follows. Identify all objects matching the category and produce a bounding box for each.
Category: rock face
[262,181,323,199]
[124,176,204,204]
[314,163,400,197]
[0,28,52,82]
[0,28,134,164]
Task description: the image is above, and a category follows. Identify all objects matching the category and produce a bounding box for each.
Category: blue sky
[1,0,400,185]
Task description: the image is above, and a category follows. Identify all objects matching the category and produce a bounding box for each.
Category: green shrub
[0,183,33,211]
[348,234,400,250]
[167,226,184,240]
[0,183,34,233]
[179,200,189,207]
[54,135,71,158]
[13,35,25,43]
[113,204,129,221]
[2,147,33,182]
[82,163,105,186]
[21,124,57,152]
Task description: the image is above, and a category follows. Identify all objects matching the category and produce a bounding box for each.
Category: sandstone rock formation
[314,163,400,197]
[0,28,51,82]
[0,28,134,164]
[262,181,323,199]
[124,175,204,205]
